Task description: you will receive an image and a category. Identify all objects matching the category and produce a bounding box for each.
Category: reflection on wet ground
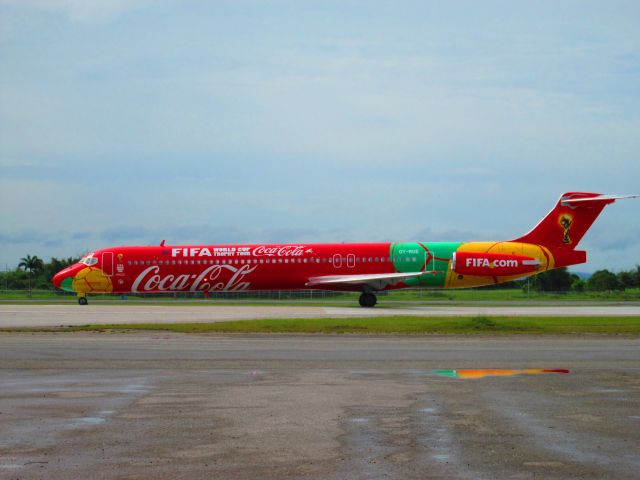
[432,368,570,379]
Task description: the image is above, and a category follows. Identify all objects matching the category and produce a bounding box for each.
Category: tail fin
[514,192,637,249]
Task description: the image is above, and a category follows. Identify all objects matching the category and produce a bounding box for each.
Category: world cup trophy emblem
[559,214,573,244]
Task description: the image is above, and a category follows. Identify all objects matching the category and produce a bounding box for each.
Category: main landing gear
[78,296,88,305]
[358,292,377,308]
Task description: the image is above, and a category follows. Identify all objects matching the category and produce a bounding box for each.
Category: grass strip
[4,316,640,335]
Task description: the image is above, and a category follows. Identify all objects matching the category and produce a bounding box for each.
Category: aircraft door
[333,254,342,268]
[102,252,114,276]
[347,254,355,268]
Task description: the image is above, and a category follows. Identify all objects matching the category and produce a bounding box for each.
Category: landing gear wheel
[78,297,88,306]
[358,292,377,308]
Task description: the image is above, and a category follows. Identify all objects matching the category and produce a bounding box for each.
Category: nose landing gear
[78,296,88,305]
[358,292,377,308]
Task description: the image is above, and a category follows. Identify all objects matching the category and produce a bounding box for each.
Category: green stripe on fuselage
[390,242,462,288]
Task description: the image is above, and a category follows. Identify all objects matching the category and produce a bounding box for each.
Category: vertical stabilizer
[513,192,636,249]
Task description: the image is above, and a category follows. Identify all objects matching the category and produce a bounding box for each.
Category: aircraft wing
[306,272,424,290]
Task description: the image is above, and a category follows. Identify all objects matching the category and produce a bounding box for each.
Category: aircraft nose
[53,266,77,291]
[52,270,65,288]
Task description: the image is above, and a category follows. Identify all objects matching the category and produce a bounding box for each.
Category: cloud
[1,0,151,24]
[0,229,44,245]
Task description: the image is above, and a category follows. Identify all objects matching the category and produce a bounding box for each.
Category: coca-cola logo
[132,264,257,293]
[252,245,311,257]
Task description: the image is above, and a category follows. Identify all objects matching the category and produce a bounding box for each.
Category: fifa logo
[559,214,573,244]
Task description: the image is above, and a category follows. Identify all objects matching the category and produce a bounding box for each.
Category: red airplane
[53,192,636,306]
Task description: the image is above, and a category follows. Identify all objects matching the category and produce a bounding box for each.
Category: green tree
[586,269,623,292]
[18,255,44,297]
[571,277,585,292]
[529,267,574,292]
[617,268,638,289]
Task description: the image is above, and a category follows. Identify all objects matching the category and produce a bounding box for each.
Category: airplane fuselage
[53,240,571,296]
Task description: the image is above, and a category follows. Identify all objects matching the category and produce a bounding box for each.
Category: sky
[1,0,639,272]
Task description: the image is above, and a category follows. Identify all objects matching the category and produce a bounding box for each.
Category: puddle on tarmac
[68,410,116,428]
[74,416,107,426]
[418,407,437,414]
[432,369,570,379]
[350,417,369,423]
[432,453,450,463]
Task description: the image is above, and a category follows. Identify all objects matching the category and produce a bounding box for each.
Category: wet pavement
[1,333,639,479]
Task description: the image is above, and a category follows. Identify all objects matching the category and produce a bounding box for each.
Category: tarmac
[1,303,640,328]
[1,330,639,479]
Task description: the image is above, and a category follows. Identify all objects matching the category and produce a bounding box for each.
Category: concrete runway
[1,332,639,479]
[2,303,640,328]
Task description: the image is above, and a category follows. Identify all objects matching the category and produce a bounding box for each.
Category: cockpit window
[80,255,98,266]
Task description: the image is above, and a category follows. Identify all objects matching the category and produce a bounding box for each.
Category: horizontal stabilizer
[561,194,639,206]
